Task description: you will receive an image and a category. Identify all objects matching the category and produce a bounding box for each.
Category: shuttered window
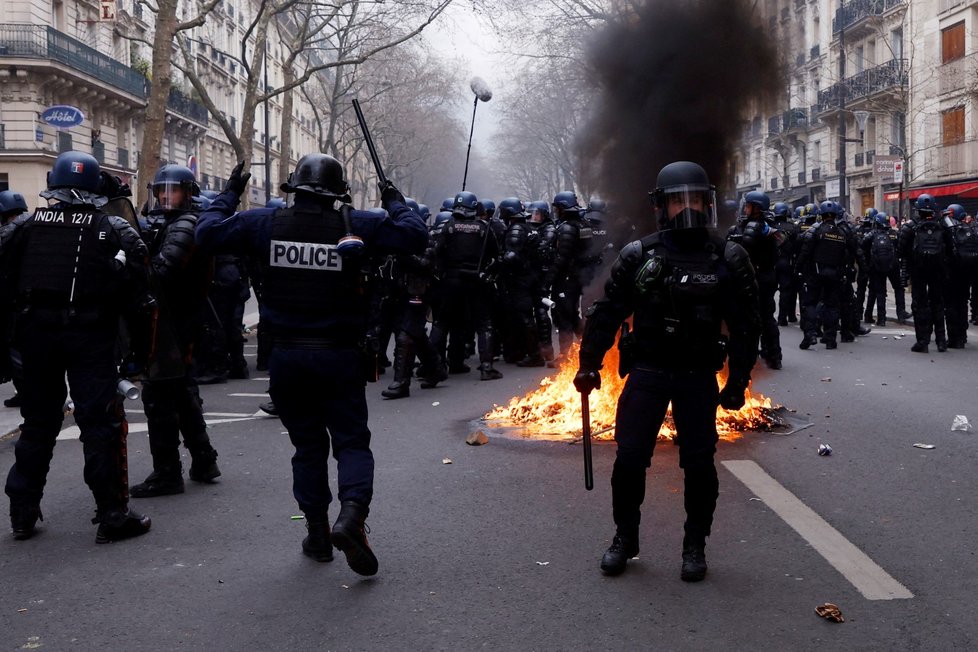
[942,106,965,146]
[942,21,965,64]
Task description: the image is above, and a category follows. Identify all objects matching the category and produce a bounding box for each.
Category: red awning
[884,180,978,202]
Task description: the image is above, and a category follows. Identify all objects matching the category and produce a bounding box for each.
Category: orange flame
[484,342,772,442]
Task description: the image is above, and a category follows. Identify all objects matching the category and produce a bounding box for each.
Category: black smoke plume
[578,0,783,234]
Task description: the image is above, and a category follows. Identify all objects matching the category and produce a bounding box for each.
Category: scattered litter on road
[22,637,42,649]
[342,585,349,589]
[442,458,452,464]
[814,603,845,623]
[818,444,833,456]
[535,561,550,566]
[820,377,831,382]
[290,515,304,521]
[951,415,973,432]
[466,430,489,446]
[432,402,441,407]
[17,608,27,613]
[218,579,224,584]
[882,337,888,340]
[912,443,936,450]
[748,497,762,502]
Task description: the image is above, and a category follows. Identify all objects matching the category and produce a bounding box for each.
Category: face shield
[151,181,191,213]
[657,184,717,230]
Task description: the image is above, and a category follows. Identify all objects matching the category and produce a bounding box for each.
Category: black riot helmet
[819,200,841,221]
[453,191,479,218]
[742,190,770,217]
[528,200,551,223]
[417,204,431,222]
[42,151,105,206]
[915,194,937,219]
[151,164,200,213]
[650,161,717,230]
[588,198,607,214]
[441,197,455,211]
[497,197,526,221]
[405,198,421,213]
[281,154,351,202]
[772,202,791,221]
[551,191,580,220]
[943,203,966,221]
[0,190,29,220]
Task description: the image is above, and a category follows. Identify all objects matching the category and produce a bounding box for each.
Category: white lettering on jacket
[270,240,343,271]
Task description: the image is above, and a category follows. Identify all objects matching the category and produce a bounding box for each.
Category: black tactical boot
[799,334,817,350]
[856,324,872,336]
[331,500,378,576]
[777,316,788,327]
[381,381,410,399]
[130,468,185,498]
[189,450,221,483]
[94,509,152,544]
[4,393,22,408]
[680,537,708,582]
[448,362,470,374]
[10,503,42,540]
[600,533,639,576]
[825,340,838,350]
[911,341,929,353]
[259,401,278,416]
[302,515,333,562]
[418,362,448,389]
[937,339,948,353]
[479,363,503,381]
[516,354,546,367]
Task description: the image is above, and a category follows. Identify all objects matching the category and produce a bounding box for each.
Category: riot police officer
[574,161,760,581]
[130,165,221,498]
[429,191,503,380]
[772,202,800,326]
[861,212,900,326]
[197,155,427,576]
[898,194,952,353]
[527,201,557,363]
[727,191,783,369]
[796,201,857,350]
[856,208,878,323]
[0,190,30,407]
[0,190,29,224]
[944,204,977,348]
[2,151,154,542]
[551,191,593,358]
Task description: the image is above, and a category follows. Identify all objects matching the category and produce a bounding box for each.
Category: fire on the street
[484,342,775,442]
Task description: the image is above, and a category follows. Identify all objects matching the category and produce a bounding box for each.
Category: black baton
[581,392,594,491]
[351,99,388,187]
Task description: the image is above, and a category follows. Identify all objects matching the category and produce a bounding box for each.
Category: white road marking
[203,412,255,418]
[243,353,257,357]
[228,393,269,398]
[870,328,913,336]
[243,312,260,328]
[250,377,270,381]
[57,416,258,441]
[723,460,913,601]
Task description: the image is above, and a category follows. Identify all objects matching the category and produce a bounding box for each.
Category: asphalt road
[1,312,977,650]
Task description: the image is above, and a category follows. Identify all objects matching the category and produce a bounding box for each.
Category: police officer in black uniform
[130,165,221,497]
[861,212,901,326]
[2,151,154,542]
[197,156,427,576]
[726,191,783,369]
[429,191,503,381]
[551,191,593,358]
[856,208,878,323]
[943,204,977,348]
[772,202,800,326]
[795,201,857,350]
[0,190,30,409]
[899,194,952,353]
[574,161,760,581]
[527,201,557,363]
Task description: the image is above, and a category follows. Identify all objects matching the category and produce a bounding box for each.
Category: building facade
[738,0,978,218]
[0,0,321,207]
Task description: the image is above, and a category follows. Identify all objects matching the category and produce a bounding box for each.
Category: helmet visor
[658,184,717,229]
[152,181,191,212]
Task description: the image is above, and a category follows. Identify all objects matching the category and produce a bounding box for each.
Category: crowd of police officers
[1,148,977,580]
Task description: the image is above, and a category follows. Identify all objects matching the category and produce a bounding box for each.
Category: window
[58,131,72,152]
[891,112,906,151]
[942,106,965,146]
[891,28,903,60]
[0,173,8,193]
[942,21,965,64]
[855,46,865,73]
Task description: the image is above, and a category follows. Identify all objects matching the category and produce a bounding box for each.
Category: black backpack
[913,222,943,264]
[953,223,978,265]
[869,231,896,272]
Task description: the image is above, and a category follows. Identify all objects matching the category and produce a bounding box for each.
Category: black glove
[718,381,747,411]
[378,181,405,206]
[225,161,252,196]
[573,368,601,394]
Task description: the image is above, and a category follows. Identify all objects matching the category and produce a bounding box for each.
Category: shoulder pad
[619,239,645,264]
[724,240,752,269]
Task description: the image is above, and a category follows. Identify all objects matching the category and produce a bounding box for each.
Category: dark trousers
[141,373,213,472]
[390,293,440,381]
[758,271,781,360]
[946,264,977,344]
[866,271,889,321]
[551,275,583,356]
[910,267,947,345]
[430,276,495,365]
[802,275,843,342]
[269,347,373,514]
[5,319,129,513]
[610,366,719,542]
[776,262,798,320]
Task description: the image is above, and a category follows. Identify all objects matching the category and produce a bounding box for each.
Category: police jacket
[773,218,800,270]
[795,220,857,280]
[434,214,498,279]
[0,202,152,322]
[501,218,534,276]
[898,217,951,271]
[579,227,760,388]
[725,218,783,275]
[553,213,595,280]
[196,191,427,342]
[948,220,978,269]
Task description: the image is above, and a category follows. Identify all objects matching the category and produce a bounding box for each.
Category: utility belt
[622,331,727,375]
[269,326,377,383]
[19,304,114,327]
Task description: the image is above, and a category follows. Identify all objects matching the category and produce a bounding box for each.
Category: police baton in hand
[581,392,594,491]
[351,99,387,187]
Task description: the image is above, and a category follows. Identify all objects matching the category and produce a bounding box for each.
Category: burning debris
[483,342,797,442]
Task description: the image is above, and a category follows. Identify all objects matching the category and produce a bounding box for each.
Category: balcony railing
[167,88,209,125]
[783,107,808,130]
[833,0,905,34]
[768,115,782,136]
[814,59,907,113]
[0,24,147,98]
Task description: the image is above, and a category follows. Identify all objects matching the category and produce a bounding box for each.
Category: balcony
[813,59,907,116]
[833,0,905,37]
[939,51,978,96]
[0,24,147,98]
[782,107,809,131]
[768,115,782,136]
[925,140,978,179]
[166,89,209,126]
